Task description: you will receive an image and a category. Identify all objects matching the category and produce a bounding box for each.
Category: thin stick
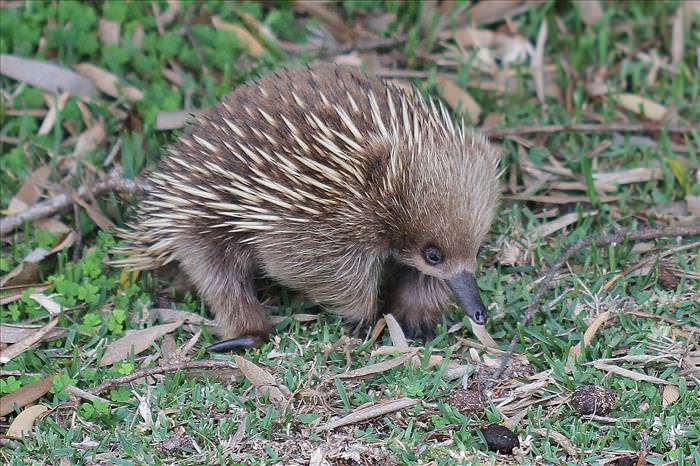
[317,34,408,57]
[88,359,238,396]
[0,170,149,235]
[494,222,700,380]
[601,240,700,291]
[483,123,700,138]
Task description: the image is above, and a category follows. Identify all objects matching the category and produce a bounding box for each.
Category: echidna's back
[170,64,395,183]
[113,65,406,269]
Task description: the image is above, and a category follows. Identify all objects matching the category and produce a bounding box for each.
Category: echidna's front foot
[396,315,439,341]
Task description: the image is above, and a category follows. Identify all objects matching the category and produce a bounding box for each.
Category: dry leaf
[155,109,204,130]
[470,323,498,348]
[72,193,115,230]
[368,317,387,344]
[578,0,604,26]
[592,361,670,385]
[482,354,501,367]
[0,54,98,97]
[99,18,120,45]
[161,66,184,86]
[671,8,684,67]
[0,375,54,417]
[662,384,680,408]
[3,165,51,215]
[531,427,578,457]
[74,63,143,101]
[336,350,418,379]
[149,308,217,327]
[233,355,289,407]
[582,311,612,347]
[436,75,481,123]
[467,0,540,25]
[483,112,505,129]
[29,293,62,315]
[503,407,529,430]
[615,94,668,121]
[38,91,71,135]
[568,311,611,365]
[531,210,598,238]
[294,1,354,42]
[36,218,71,235]
[234,9,281,47]
[594,166,663,185]
[422,354,459,369]
[65,385,110,404]
[452,28,532,70]
[230,413,247,446]
[687,195,700,217]
[370,346,415,357]
[0,322,64,344]
[157,0,180,28]
[532,19,548,105]
[309,447,326,466]
[508,193,622,204]
[383,313,408,348]
[72,122,106,159]
[318,397,417,431]
[135,387,154,430]
[0,318,59,364]
[6,404,51,439]
[98,321,182,366]
[0,231,77,288]
[212,16,265,57]
[132,24,144,48]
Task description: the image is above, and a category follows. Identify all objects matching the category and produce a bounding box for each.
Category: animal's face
[389,132,499,272]
[385,130,500,324]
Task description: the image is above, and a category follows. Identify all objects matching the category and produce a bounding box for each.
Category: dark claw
[207,335,263,352]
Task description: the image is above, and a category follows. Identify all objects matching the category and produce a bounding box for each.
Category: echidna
[112,64,500,349]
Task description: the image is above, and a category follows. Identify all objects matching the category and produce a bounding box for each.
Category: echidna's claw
[207,335,263,352]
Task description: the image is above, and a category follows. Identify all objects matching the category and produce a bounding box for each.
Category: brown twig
[494,222,700,380]
[317,34,408,57]
[483,123,700,139]
[88,359,238,396]
[0,170,149,235]
[601,240,700,291]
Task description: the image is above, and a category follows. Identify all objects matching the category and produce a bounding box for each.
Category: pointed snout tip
[447,270,489,326]
[468,304,488,325]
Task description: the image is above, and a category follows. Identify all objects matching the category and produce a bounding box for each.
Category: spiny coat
[113,64,500,345]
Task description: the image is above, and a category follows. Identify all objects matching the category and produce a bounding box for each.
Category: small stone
[444,389,485,414]
[657,264,679,290]
[615,456,638,466]
[482,424,519,454]
[570,385,617,416]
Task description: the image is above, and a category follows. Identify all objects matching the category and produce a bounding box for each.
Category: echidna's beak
[448,271,488,325]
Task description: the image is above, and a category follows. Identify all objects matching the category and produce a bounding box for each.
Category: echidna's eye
[422,245,444,265]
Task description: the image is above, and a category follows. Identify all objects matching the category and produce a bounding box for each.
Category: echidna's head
[379,127,500,325]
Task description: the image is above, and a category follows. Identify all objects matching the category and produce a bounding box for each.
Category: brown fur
[112,64,500,340]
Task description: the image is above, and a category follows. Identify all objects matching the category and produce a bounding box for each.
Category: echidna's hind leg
[383,264,452,340]
[174,238,269,349]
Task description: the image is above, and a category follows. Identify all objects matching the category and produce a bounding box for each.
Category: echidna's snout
[447,271,488,325]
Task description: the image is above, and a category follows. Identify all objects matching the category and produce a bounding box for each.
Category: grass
[1,1,699,465]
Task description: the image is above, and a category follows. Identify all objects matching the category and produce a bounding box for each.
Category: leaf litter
[2,2,699,463]
[98,321,183,366]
